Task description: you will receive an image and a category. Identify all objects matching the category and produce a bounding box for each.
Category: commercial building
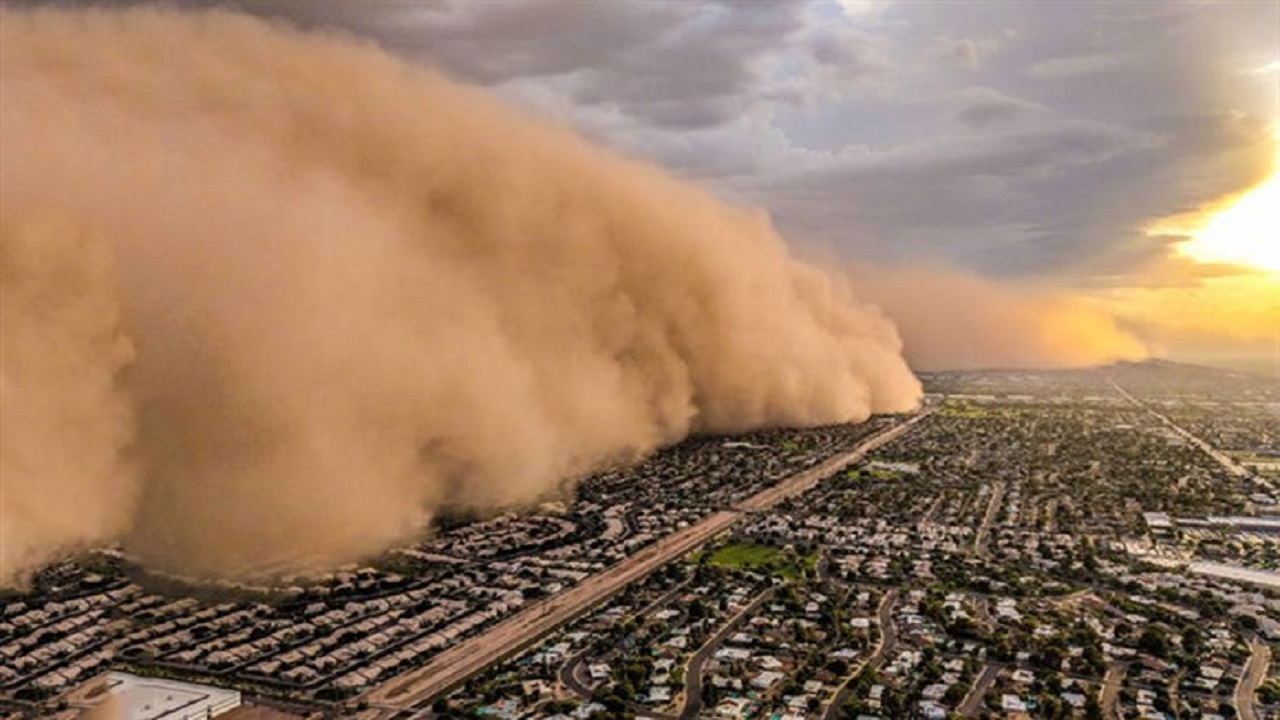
[95,672,241,719]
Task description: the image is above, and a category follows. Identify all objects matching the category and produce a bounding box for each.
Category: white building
[91,672,241,719]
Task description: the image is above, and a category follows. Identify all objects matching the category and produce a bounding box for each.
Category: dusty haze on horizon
[1,9,933,585]
[847,264,1147,372]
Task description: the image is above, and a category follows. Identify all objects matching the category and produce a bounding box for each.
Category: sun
[1174,150,1280,273]
[1177,173,1280,272]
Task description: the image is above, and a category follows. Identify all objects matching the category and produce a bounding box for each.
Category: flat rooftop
[1187,561,1280,589]
[99,672,241,719]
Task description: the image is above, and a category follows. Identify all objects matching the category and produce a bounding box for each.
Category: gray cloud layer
[27,1,1274,288]
[0,8,922,584]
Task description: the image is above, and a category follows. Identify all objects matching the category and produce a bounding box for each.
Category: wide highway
[360,409,933,711]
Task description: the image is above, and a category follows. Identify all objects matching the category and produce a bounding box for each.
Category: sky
[20,0,1280,369]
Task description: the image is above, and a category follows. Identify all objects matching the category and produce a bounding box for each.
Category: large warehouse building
[92,672,241,719]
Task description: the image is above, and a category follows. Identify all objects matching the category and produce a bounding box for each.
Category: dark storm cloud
[142,0,806,130]
[763,107,1270,278]
[197,1,688,84]
[930,35,1001,71]
[952,88,1041,130]
[810,25,889,81]
[1012,111,1273,278]
[12,1,1277,285]
[754,0,1275,281]
[757,118,1152,269]
[569,2,808,129]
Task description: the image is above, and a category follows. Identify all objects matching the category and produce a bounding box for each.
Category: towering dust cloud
[846,265,1148,371]
[0,9,921,584]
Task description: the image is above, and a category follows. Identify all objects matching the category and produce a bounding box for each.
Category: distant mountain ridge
[1106,357,1272,380]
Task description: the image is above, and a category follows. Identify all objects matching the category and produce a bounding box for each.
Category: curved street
[1235,635,1272,720]
[557,582,690,703]
[557,649,593,701]
[677,589,773,719]
[820,588,899,720]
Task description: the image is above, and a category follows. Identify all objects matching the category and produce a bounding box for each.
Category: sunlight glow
[1175,170,1280,272]
[1250,59,1280,75]
[1172,133,1280,271]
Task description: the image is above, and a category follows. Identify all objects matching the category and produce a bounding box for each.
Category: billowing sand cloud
[0,8,920,584]
[848,264,1148,371]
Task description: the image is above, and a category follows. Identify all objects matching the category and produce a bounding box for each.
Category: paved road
[921,494,944,525]
[363,509,738,710]
[820,588,899,720]
[816,546,832,583]
[973,481,1006,557]
[1042,495,1059,534]
[677,588,773,719]
[958,664,1003,716]
[557,651,593,702]
[737,412,932,513]
[1111,381,1269,717]
[559,582,690,702]
[973,596,992,628]
[361,411,933,710]
[1168,668,1186,720]
[1234,635,1272,720]
[1111,379,1271,492]
[1099,663,1128,720]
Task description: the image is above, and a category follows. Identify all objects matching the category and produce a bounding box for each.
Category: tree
[984,689,1001,710]
[990,636,1015,662]
[883,687,906,717]
[1181,626,1204,656]
[1256,680,1280,705]
[1137,628,1168,659]
[1040,696,1064,719]
[1037,644,1066,672]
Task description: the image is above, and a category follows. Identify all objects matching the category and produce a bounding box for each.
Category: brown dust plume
[0,8,921,584]
[846,264,1148,371]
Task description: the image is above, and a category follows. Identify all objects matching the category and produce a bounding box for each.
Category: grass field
[703,541,814,580]
[938,401,991,418]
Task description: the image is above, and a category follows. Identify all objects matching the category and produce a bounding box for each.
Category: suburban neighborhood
[3,363,1277,719]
